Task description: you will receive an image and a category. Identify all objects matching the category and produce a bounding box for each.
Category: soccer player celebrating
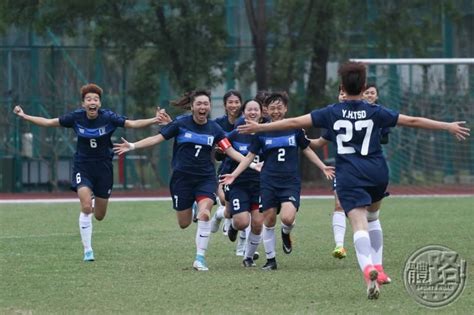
[113,89,256,271]
[220,91,335,271]
[13,83,161,262]
[223,99,265,267]
[212,90,244,245]
[237,62,470,298]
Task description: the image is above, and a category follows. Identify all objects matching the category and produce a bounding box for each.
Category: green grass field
[1,196,473,314]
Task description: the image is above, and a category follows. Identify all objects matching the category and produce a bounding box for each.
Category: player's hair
[171,89,211,110]
[80,83,103,100]
[242,99,264,123]
[255,90,270,106]
[265,91,289,107]
[338,62,366,95]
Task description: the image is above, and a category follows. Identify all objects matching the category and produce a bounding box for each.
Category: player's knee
[81,204,93,215]
[197,209,211,221]
[178,221,191,229]
[251,223,263,235]
[280,214,295,227]
[233,217,249,230]
[367,210,379,222]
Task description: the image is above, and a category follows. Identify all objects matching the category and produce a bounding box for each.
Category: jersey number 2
[334,119,374,155]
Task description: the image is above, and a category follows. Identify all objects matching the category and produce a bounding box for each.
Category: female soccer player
[221,91,335,271]
[212,90,243,242]
[13,83,160,262]
[113,89,256,271]
[237,62,469,298]
[223,99,265,267]
[311,84,393,286]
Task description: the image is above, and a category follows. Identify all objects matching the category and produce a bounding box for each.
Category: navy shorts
[260,175,301,212]
[170,171,217,211]
[336,185,389,214]
[72,160,113,199]
[227,181,260,215]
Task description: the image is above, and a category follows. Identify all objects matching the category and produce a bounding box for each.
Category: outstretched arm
[124,107,164,128]
[397,114,470,140]
[238,114,313,134]
[219,152,257,185]
[302,147,335,180]
[309,137,330,150]
[113,134,166,155]
[224,146,261,172]
[13,105,60,127]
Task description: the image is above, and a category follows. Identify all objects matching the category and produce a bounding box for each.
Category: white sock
[215,205,225,220]
[245,231,261,259]
[196,220,211,257]
[245,225,251,238]
[262,225,276,259]
[79,212,93,253]
[281,222,294,235]
[238,230,246,242]
[333,211,346,247]
[353,230,373,272]
[368,219,383,266]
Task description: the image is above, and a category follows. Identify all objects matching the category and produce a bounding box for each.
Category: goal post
[348,58,474,194]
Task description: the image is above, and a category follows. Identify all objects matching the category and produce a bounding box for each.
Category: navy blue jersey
[310,100,399,187]
[227,129,261,184]
[214,114,239,174]
[214,115,236,133]
[160,115,226,176]
[249,129,310,177]
[59,109,126,162]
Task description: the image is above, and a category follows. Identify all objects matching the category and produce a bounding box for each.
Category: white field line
[0,194,472,204]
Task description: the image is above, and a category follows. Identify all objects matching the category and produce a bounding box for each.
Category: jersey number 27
[334,119,374,156]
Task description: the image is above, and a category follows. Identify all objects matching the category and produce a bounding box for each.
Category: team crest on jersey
[239,145,247,151]
[98,127,106,135]
[79,128,85,134]
[265,139,272,145]
[207,136,214,145]
[184,132,193,138]
[288,135,295,146]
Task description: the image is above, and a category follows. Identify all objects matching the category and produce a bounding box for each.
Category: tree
[0,0,228,106]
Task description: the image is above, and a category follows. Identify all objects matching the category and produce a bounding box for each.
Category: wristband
[129,142,136,151]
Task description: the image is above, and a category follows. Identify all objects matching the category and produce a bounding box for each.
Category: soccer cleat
[364,265,380,299]
[228,224,238,242]
[83,250,95,262]
[210,213,222,233]
[332,246,347,259]
[374,264,392,285]
[222,218,231,236]
[193,255,209,271]
[261,259,277,271]
[242,257,256,267]
[281,230,293,254]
